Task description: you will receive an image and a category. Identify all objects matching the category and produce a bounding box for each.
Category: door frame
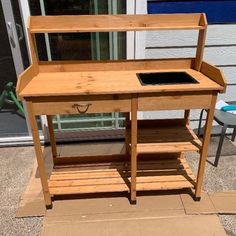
[0,0,35,146]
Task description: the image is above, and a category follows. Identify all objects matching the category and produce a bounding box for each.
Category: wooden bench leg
[125,112,130,154]
[195,93,217,200]
[27,101,52,208]
[130,96,137,204]
[184,110,190,125]
[46,115,57,164]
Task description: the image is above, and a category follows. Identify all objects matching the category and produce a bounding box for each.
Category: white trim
[1,0,24,75]
[126,0,135,59]
[0,135,43,147]
[134,0,146,59]
[18,0,31,61]
[1,0,32,139]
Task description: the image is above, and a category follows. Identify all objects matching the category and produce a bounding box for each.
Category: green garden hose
[0,82,25,117]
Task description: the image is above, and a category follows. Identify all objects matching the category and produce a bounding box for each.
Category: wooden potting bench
[17,13,226,208]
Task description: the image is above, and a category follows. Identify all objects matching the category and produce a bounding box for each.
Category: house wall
[144,24,236,130]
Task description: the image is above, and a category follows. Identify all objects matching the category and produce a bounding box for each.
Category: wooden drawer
[31,95,131,115]
[138,92,212,111]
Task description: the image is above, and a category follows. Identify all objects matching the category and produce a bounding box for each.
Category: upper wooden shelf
[29,13,207,33]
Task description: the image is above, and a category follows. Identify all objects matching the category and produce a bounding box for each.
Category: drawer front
[32,96,131,115]
[138,93,212,111]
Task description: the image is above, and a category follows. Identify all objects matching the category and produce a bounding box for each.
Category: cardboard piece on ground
[46,194,184,217]
[41,215,226,236]
[16,160,46,217]
[181,192,217,215]
[44,194,185,224]
[209,191,236,214]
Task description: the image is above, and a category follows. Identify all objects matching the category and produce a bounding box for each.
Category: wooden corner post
[46,115,57,164]
[195,92,217,200]
[194,13,207,71]
[26,101,52,207]
[130,95,138,204]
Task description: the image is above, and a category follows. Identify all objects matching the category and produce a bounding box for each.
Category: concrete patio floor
[0,138,236,236]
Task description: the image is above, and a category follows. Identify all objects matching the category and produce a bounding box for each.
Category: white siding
[145,24,236,131]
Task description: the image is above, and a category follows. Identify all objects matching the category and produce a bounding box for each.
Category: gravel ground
[0,138,235,236]
[0,146,43,236]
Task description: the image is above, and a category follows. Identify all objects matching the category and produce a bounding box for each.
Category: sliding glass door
[0,0,31,142]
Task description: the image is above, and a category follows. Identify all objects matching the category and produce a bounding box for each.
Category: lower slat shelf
[127,119,202,154]
[49,156,195,195]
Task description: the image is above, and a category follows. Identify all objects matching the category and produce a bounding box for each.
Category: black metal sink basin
[137,72,199,86]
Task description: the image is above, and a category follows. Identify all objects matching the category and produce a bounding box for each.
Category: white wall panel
[146,25,236,47]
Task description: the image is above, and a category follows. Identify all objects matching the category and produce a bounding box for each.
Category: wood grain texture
[29,14,205,33]
[32,97,131,115]
[26,101,52,206]
[200,61,227,93]
[48,157,195,195]
[195,93,217,198]
[127,119,202,154]
[19,68,223,98]
[194,14,207,71]
[16,65,37,100]
[138,92,212,111]
[131,96,138,202]
[38,59,193,73]
[46,115,57,162]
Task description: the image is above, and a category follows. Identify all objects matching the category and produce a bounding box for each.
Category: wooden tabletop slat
[19,69,223,97]
[29,14,206,33]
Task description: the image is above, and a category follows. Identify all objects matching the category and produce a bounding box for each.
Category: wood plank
[49,180,193,195]
[49,184,129,195]
[50,170,194,181]
[194,14,207,71]
[184,110,190,125]
[46,115,57,163]
[136,142,201,154]
[138,92,212,111]
[32,97,131,115]
[29,14,205,33]
[52,159,190,173]
[195,93,217,199]
[26,101,52,206]
[38,59,193,73]
[136,181,193,191]
[131,96,138,202]
[49,175,195,188]
[16,65,37,100]
[20,68,224,98]
[127,119,202,154]
[125,112,130,154]
[200,61,227,93]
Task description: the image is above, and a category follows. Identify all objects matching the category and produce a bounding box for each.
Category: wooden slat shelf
[29,13,206,33]
[127,119,202,154]
[48,157,195,195]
